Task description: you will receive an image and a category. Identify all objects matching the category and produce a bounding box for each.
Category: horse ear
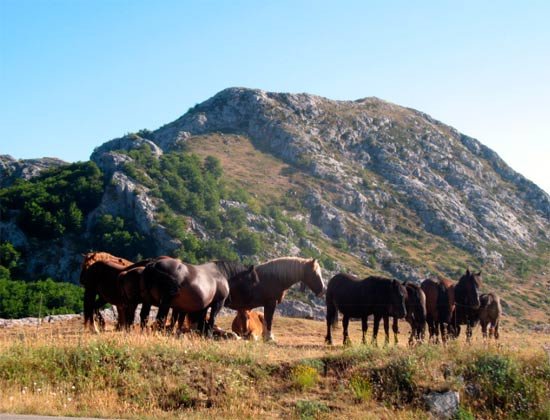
[247,265,255,273]
[477,271,481,276]
[311,258,317,265]
[466,268,470,276]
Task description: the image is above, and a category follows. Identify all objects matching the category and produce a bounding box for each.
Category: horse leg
[392,317,399,345]
[342,314,351,346]
[176,312,187,335]
[155,300,171,332]
[83,288,98,333]
[140,303,151,330]
[439,322,447,344]
[481,320,488,339]
[194,308,209,336]
[115,304,126,331]
[466,320,473,343]
[383,316,390,346]
[361,316,368,344]
[493,320,499,340]
[372,314,381,346]
[206,299,225,338]
[263,301,277,342]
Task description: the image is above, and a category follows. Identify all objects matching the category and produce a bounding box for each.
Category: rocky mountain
[2,88,549,323]
[0,155,67,188]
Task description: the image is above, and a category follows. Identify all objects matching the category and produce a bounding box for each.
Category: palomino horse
[325,274,407,346]
[139,258,249,337]
[80,252,133,332]
[477,292,501,340]
[392,281,426,346]
[227,257,325,341]
[231,310,265,340]
[421,277,455,343]
[451,269,482,341]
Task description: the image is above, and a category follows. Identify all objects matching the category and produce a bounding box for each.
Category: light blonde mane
[81,252,133,271]
[255,256,323,285]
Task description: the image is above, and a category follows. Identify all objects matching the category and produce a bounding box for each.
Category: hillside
[1,88,549,324]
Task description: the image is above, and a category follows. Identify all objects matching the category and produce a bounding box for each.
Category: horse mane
[81,252,133,271]
[255,257,320,283]
[214,260,248,279]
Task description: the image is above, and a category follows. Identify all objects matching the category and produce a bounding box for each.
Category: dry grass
[1,315,548,419]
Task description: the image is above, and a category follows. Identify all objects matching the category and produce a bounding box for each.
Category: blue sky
[1,0,549,193]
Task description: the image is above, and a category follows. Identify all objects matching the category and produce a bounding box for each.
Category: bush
[460,353,550,417]
[294,400,329,419]
[291,364,320,391]
[236,230,262,255]
[350,374,372,402]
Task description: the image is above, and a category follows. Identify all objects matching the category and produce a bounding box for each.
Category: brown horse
[392,281,426,345]
[80,254,134,332]
[226,257,325,341]
[475,292,501,340]
[451,269,482,341]
[325,274,407,346]
[421,277,455,343]
[140,258,250,337]
[231,310,265,340]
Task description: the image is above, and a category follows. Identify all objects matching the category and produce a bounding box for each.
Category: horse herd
[80,252,501,345]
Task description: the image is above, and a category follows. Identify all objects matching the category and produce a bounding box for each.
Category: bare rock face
[0,154,67,187]
[424,391,460,419]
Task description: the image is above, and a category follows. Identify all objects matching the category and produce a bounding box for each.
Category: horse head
[228,265,259,304]
[304,259,325,297]
[458,269,482,309]
[391,279,407,319]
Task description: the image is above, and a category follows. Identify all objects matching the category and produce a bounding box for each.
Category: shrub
[370,356,418,405]
[294,400,329,419]
[350,374,372,402]
[291,363,320,391]
[460,353,550,418]
[236,230,262,255]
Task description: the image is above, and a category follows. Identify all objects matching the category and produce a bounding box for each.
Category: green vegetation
[0,162,104,239]
[0,278,83,318]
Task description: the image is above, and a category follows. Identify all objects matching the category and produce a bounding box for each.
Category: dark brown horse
[392,281,426,345]
[139,257,249,337]
[451,269,482,341]
[421,277,455,343]
[325,274,407,346]
[226,257,325,341]
[80,256,134,332]
[476,292,501,340]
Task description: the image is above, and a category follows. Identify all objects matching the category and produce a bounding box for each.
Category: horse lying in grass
[231,310,265,340]
[325,274,407,346]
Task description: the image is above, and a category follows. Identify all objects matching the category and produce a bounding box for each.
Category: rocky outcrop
[0,155,67,187]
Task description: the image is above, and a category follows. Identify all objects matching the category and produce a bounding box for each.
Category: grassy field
[0,315,548,419]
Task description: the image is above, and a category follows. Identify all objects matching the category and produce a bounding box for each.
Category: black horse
[451,269,482,341]
[392,281,427,345]
[325,274,407,346]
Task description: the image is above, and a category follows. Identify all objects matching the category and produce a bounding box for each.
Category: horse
[421,277,455,343]
[80,254,134,332]
[392,281,426,346]
[477,292,501,340]
[225,257,325,341]
[140,257,250,337]
[451,269,482,341]
[231,310,265,340]
[325,274,407,346]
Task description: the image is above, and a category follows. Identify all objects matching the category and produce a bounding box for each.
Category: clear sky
[1,0,549,193]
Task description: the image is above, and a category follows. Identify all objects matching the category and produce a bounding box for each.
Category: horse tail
[325,290,338,330]
[437,282,450,323]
